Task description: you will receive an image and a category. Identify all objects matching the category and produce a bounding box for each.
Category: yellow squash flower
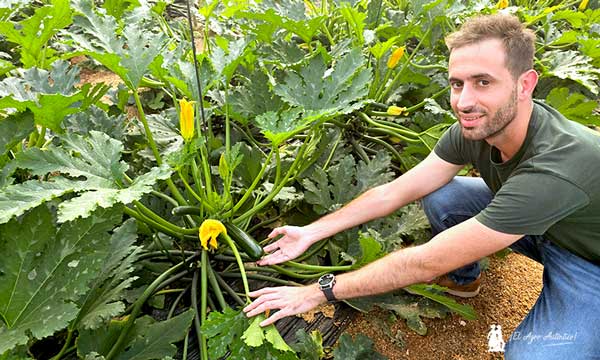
[496,0,508,9]
[387,105,407,116]
[578,0,588,11]
[179,98,195,142]
[387,46,405,69]
[199,219,226,250]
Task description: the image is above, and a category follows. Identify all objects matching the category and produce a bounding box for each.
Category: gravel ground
[345,253,544,359]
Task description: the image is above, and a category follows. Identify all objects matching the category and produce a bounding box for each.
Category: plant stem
[123,207,184,239]
[225,146,274,217]
[214,271,245,306]
[105,253,199,360]
[377,27,432,102]
[191,269,206,360]
[200,251,209,359]
[233,141,308,224]
[167,285,190,319]
[220,272,302,286]
[207,263,228,310]
[133,200,197,235]
[268,265,327,279]
[221,233,251,303]
[50,329,73,360]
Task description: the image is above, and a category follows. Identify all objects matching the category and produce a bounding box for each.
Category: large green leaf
[542,50,600,95]
[0,0,72,68]
[274,48,372,121]
[0,61,92,132]
[77,309,194,359]
[63,106,129,141]
[202,308,297,360]
[238,0,324,43]
[544,87,600,125]
[115,309,194,360]
[0,111,34,155]
[69,0,168,90]
[0,205,123,354]
[74,219,141,330]
[0,131,173,224]
[302,153,393,215]
[332,333,387,360]
[254,109,305,146]
[290,329,323,360]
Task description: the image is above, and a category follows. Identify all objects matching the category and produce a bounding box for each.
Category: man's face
[448,39,519,141]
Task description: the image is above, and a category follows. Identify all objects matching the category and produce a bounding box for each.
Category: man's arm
[244,218,522,326]
[258,151,463,265]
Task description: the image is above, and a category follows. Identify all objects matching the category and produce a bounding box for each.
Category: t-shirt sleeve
[475,172,590,235]
[433,122,468,165]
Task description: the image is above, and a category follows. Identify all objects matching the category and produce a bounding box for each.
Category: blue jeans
[421,176,600,359]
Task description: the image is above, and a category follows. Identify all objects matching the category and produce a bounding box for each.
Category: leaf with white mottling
[0,205,123,354]
[0,131,173,224]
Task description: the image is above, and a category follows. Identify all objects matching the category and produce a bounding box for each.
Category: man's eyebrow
[448,73,493,82]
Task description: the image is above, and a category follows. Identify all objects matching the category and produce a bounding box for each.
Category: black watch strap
[318,274,337,302]
[322,286,336,302]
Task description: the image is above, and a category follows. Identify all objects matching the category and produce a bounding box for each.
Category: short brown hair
[445,14,535,79]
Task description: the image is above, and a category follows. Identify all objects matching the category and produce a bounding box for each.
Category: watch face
[319,274,334,287]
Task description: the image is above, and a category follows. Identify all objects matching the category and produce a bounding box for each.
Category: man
[243,14,600,358]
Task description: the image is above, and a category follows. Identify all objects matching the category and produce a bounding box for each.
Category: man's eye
[478,79,490,86]
[450,82,463,89]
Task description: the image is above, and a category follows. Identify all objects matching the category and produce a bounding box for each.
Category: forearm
[331,246,435,300]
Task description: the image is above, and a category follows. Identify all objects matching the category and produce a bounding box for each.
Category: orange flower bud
[387,47,405,69]
[496,0,509,9]
[578,0,589,11]
[387,106,407,116]
[179,98,195,142]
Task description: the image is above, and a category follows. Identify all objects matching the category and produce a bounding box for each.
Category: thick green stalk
[268,265,327,279]
[221,233,251,303]
[50,329,73,360]
[220,272,301,286]
[214,271,245,306]
[207,263,227,310]
[105,255,197,360]
[132,91,187,205]
[359,112,420,138]
[200,251,209,359]
[224,146,274,217]
[233,142,308,224]
[283,260,352,272]
[133,200,197,235]
[123,207,184,239]
[191,269,206,360]
[377,28,432,102]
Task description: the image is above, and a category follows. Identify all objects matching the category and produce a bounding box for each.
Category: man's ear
[518,69,538,100]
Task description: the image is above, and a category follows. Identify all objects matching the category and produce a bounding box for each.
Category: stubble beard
[460,88,518,141]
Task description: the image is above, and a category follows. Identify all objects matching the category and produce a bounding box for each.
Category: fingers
[260,309,289,327]
[267,226,287,239]
[256,250,290,266]
[263,240,281,253]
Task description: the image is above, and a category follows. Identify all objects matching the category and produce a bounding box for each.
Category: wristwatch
[318,273,337,302]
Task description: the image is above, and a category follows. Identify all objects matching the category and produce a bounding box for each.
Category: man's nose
[456,84,476,111]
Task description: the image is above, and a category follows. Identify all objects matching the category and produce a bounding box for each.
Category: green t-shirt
[434,100,600,263]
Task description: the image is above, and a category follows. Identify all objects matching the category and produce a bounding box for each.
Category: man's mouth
[459,114,484,127]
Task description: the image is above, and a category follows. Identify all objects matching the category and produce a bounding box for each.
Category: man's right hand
[256,226,316,266]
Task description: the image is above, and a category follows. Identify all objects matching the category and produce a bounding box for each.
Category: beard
[459,88,518,141]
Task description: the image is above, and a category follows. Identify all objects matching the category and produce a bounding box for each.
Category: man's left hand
[243,284,326,326]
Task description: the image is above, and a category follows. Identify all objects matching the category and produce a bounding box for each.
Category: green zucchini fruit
[224,222,264,261]
[172,205,202,216]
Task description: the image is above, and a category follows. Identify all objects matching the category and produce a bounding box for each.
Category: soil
[345,253,543,360]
